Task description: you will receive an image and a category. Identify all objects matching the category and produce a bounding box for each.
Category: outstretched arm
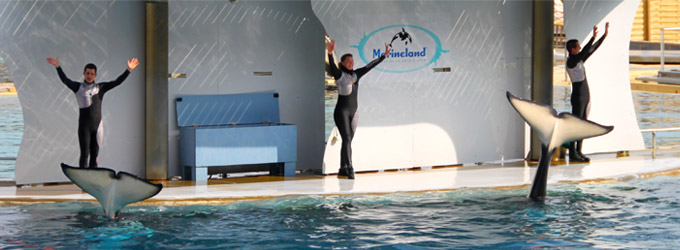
[581,22,608,62]
[100,58,138,94]
[355,43,390,78]
[327,40,342,80]
[47,57,79,92]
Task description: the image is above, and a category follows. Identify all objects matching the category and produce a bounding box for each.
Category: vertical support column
[661,29,665,71]
[145,0,169,179]
[530,0,554,161]
[643,0,649,41]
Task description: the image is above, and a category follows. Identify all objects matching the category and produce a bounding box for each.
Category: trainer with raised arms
[46,57,139,168]
[565,22,609,162]
[327,39,390,179]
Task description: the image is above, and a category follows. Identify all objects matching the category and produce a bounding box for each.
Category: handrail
[0,157,16,161]
[640,127,680,149]
[640,127,680,133]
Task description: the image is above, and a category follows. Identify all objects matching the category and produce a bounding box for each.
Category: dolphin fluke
[506,92,613,200]
[61,163,163,218]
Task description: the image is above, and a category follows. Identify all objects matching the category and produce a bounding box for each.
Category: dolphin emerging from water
[61,163,163,218]
[506,92,613,201]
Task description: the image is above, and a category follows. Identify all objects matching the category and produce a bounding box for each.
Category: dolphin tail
[506,91,613,150]
[61,163,162,218]
[506,91,613,200]
[528,145,555,200]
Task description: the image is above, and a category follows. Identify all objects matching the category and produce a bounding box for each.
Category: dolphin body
[61,163,163,218]
[506,92,614,200]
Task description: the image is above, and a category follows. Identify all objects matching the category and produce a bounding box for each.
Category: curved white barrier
[563,0,644,153]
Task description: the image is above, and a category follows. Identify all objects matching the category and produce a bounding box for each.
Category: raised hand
[327,40,335,55]
[384,43,391,57]
[46,57,60,67]
[605,22,609,36]
[127,58,139,71]
[593,25,598,37]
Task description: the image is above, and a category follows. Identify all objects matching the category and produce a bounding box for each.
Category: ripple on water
[2,176,680,248]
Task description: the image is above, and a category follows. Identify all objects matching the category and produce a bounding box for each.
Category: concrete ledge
[631,81,680,94]
[630,41,680,51]
[636,75,680,85]
[1,151,679,206]
[0,179,16,187]
[630,50,680,64]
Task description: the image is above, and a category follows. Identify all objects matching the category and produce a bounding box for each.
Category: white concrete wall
[0,0,145,184]
[314,0,533,173]
[168,0,326,176]
[4,0,638,183]
[563,0,645,153]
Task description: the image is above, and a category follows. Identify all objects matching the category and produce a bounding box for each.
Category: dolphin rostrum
[61,163,163,218]
[506,92,613,200]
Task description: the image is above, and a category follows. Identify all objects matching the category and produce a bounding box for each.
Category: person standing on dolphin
[326,39,390,179]
[46,57,139,168]
[565,22,609,163]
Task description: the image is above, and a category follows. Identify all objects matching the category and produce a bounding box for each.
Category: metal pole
[530,0,554,161]
[652,131,656,149]
[145,0,169,180]
[661,28,665,71]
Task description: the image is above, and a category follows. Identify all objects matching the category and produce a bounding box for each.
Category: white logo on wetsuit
[337,72,357,96]
[566,61,586,83]
[75,83,100,108]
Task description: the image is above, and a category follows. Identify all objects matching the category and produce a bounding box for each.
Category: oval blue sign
[350,25,449,73]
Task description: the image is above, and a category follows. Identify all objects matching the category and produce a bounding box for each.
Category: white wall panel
[0,0,145,184]
[315,0,532,173]
[168,0,326,176]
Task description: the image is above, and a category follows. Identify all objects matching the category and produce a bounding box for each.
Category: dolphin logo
[506,92,614,200]
[390,27,412,47]
[61,163,163,218]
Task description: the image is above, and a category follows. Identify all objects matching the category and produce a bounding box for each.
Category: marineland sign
[350,25,449,73]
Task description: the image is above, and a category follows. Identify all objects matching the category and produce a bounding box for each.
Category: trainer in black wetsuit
[326,40,390,179]
[47,57,139,168]
[565,22,608,162]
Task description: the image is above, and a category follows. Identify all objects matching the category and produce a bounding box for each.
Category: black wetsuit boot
[338,154,348,177]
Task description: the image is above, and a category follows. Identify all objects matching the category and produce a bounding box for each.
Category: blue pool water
[0,94,21,179]
[2,176,680,249]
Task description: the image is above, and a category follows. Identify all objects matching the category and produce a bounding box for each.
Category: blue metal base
[176,93,297,181]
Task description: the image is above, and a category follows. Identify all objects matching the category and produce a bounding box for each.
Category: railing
[0,157,16,161]
[640,127,680,149]
[660,27,680,71]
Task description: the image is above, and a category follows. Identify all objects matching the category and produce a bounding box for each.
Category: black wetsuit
[55,66,130,168]
[566,34,606,158]
[328,54,386,177]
